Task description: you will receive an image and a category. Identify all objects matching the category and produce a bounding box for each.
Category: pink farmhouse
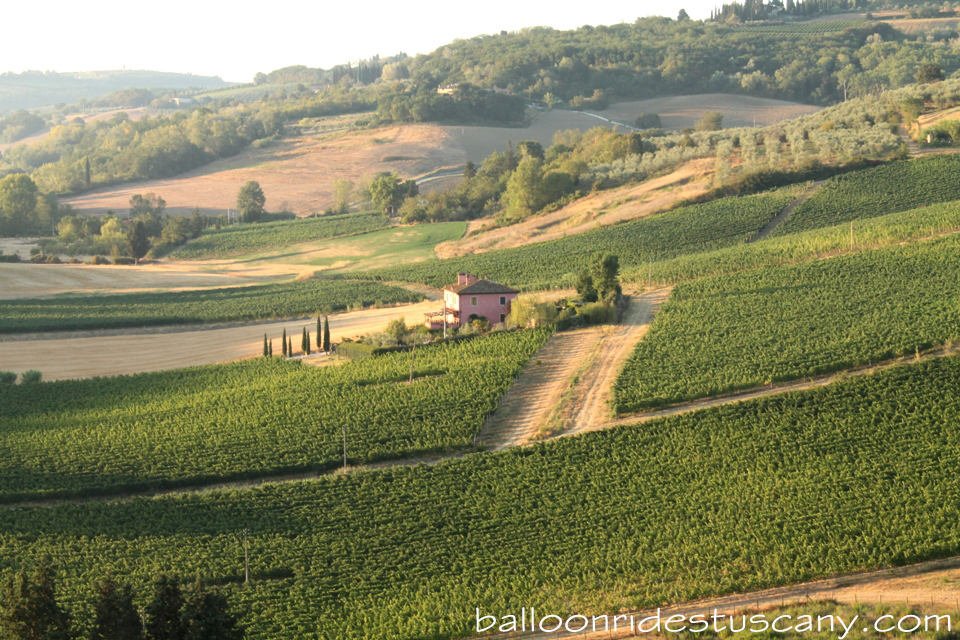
[424,273,519,330]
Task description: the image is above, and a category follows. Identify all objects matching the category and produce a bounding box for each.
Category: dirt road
[479,327,603,450]
[563,289,671,434]
[0,300,439,380]
[482,557,960,639]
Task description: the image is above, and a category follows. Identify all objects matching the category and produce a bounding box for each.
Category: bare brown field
[885,16,960,33]
[436,158,714,257]
[0,108,151,153]
[0,262,275,299]
[0,299,440,380]
[63,124,466,217]
[444,95,820,163]
[602,94,822,130]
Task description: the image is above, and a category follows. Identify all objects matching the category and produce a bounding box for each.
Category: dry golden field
[63,124,466,217]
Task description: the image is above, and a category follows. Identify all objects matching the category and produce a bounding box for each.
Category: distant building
[173,97,195,106]
[424,273,519,329]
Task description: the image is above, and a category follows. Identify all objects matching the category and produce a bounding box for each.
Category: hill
[0,69,230,113]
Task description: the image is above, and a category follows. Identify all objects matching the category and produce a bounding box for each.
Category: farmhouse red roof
[443,279,519,295]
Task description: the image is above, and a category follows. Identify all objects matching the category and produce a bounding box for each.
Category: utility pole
[243,528,249,584]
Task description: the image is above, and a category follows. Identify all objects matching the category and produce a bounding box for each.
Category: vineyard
[172,213,391,260]
[614,233,960,412]
[737,20,865,34]
[0,328,551,501]
[6,356,960,637]
[0,279,421,333]
[624,197,960,285]
[369,188,797,289]
[772,155,960,236]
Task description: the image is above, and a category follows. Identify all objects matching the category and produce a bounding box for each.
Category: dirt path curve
[479,327,603,450]
[563,289,671,435]
[749,181,825,243]
[480,556,960,639]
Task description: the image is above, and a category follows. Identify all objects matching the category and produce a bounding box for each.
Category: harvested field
[0,262,274,300]
[63,124,466,217]
[444,95,821,162]
[601,94,822,130]
[436,158,714,257]
[0,299,440,381]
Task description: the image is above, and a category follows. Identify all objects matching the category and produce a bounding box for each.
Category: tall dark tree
[268,340,273,357]
[917,63,944,84]
[0,560,73,640]
[463,161,476,179]
[262,334,268,357]
[288,337,292,357]
[180,578,243,640]
[127,220,150,265]
[317,317,322,347]
[322,315,331,353]
[236,181,266,223]
[301,328,308,355]
[575,269,598,303]
[281,329,287,357]
[591,253,621,300]
[90,577,144,640]
[144,575,185,640]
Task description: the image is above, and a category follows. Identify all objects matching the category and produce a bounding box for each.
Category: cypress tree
[301,328,308,354]
[323,315,331,353]
[306,330,311,355]
[0,560,73,640]
[144,574,185,640]
[268,340,273,357]
[90,577,144,640]
[181,577,243,640]
[282,329,287,357]
[262,334,268,357]
[288,337,293,357]
[317,317,322,346]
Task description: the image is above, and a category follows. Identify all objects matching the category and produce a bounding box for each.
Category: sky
[3,1,720,83]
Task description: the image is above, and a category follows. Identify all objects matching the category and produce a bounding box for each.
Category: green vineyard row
[0,328,552,500]
[614,232,960,411]
[0,279,420,333]
[4,356,960,637]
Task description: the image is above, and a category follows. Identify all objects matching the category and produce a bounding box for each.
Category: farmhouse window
[499,296,506,305]
[471,296,478,306]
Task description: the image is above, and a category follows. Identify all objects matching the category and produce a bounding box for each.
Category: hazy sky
[5,1,720,83]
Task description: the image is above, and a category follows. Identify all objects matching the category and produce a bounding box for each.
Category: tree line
[1,560,243,639]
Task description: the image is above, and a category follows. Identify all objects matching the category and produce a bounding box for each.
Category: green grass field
[6,355,960,638]
[172,213,391,260]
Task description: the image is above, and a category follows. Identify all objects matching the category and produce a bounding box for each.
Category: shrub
[19,370,42,384]
[0,371,17,385]
[90,255,110,265]
[112,257,136,265]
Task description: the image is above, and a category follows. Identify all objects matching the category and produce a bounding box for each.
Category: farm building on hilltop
[424,273,519,329]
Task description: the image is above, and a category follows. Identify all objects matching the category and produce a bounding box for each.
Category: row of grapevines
[772,155,960,236]
[624,197,960,285]
[171,212,391,260]
[739,20,865,34]
[5,356,960,637]
[367,188,797,289]
[0,328,552,501]
[614,232,960,412]
[0,279,420,333]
